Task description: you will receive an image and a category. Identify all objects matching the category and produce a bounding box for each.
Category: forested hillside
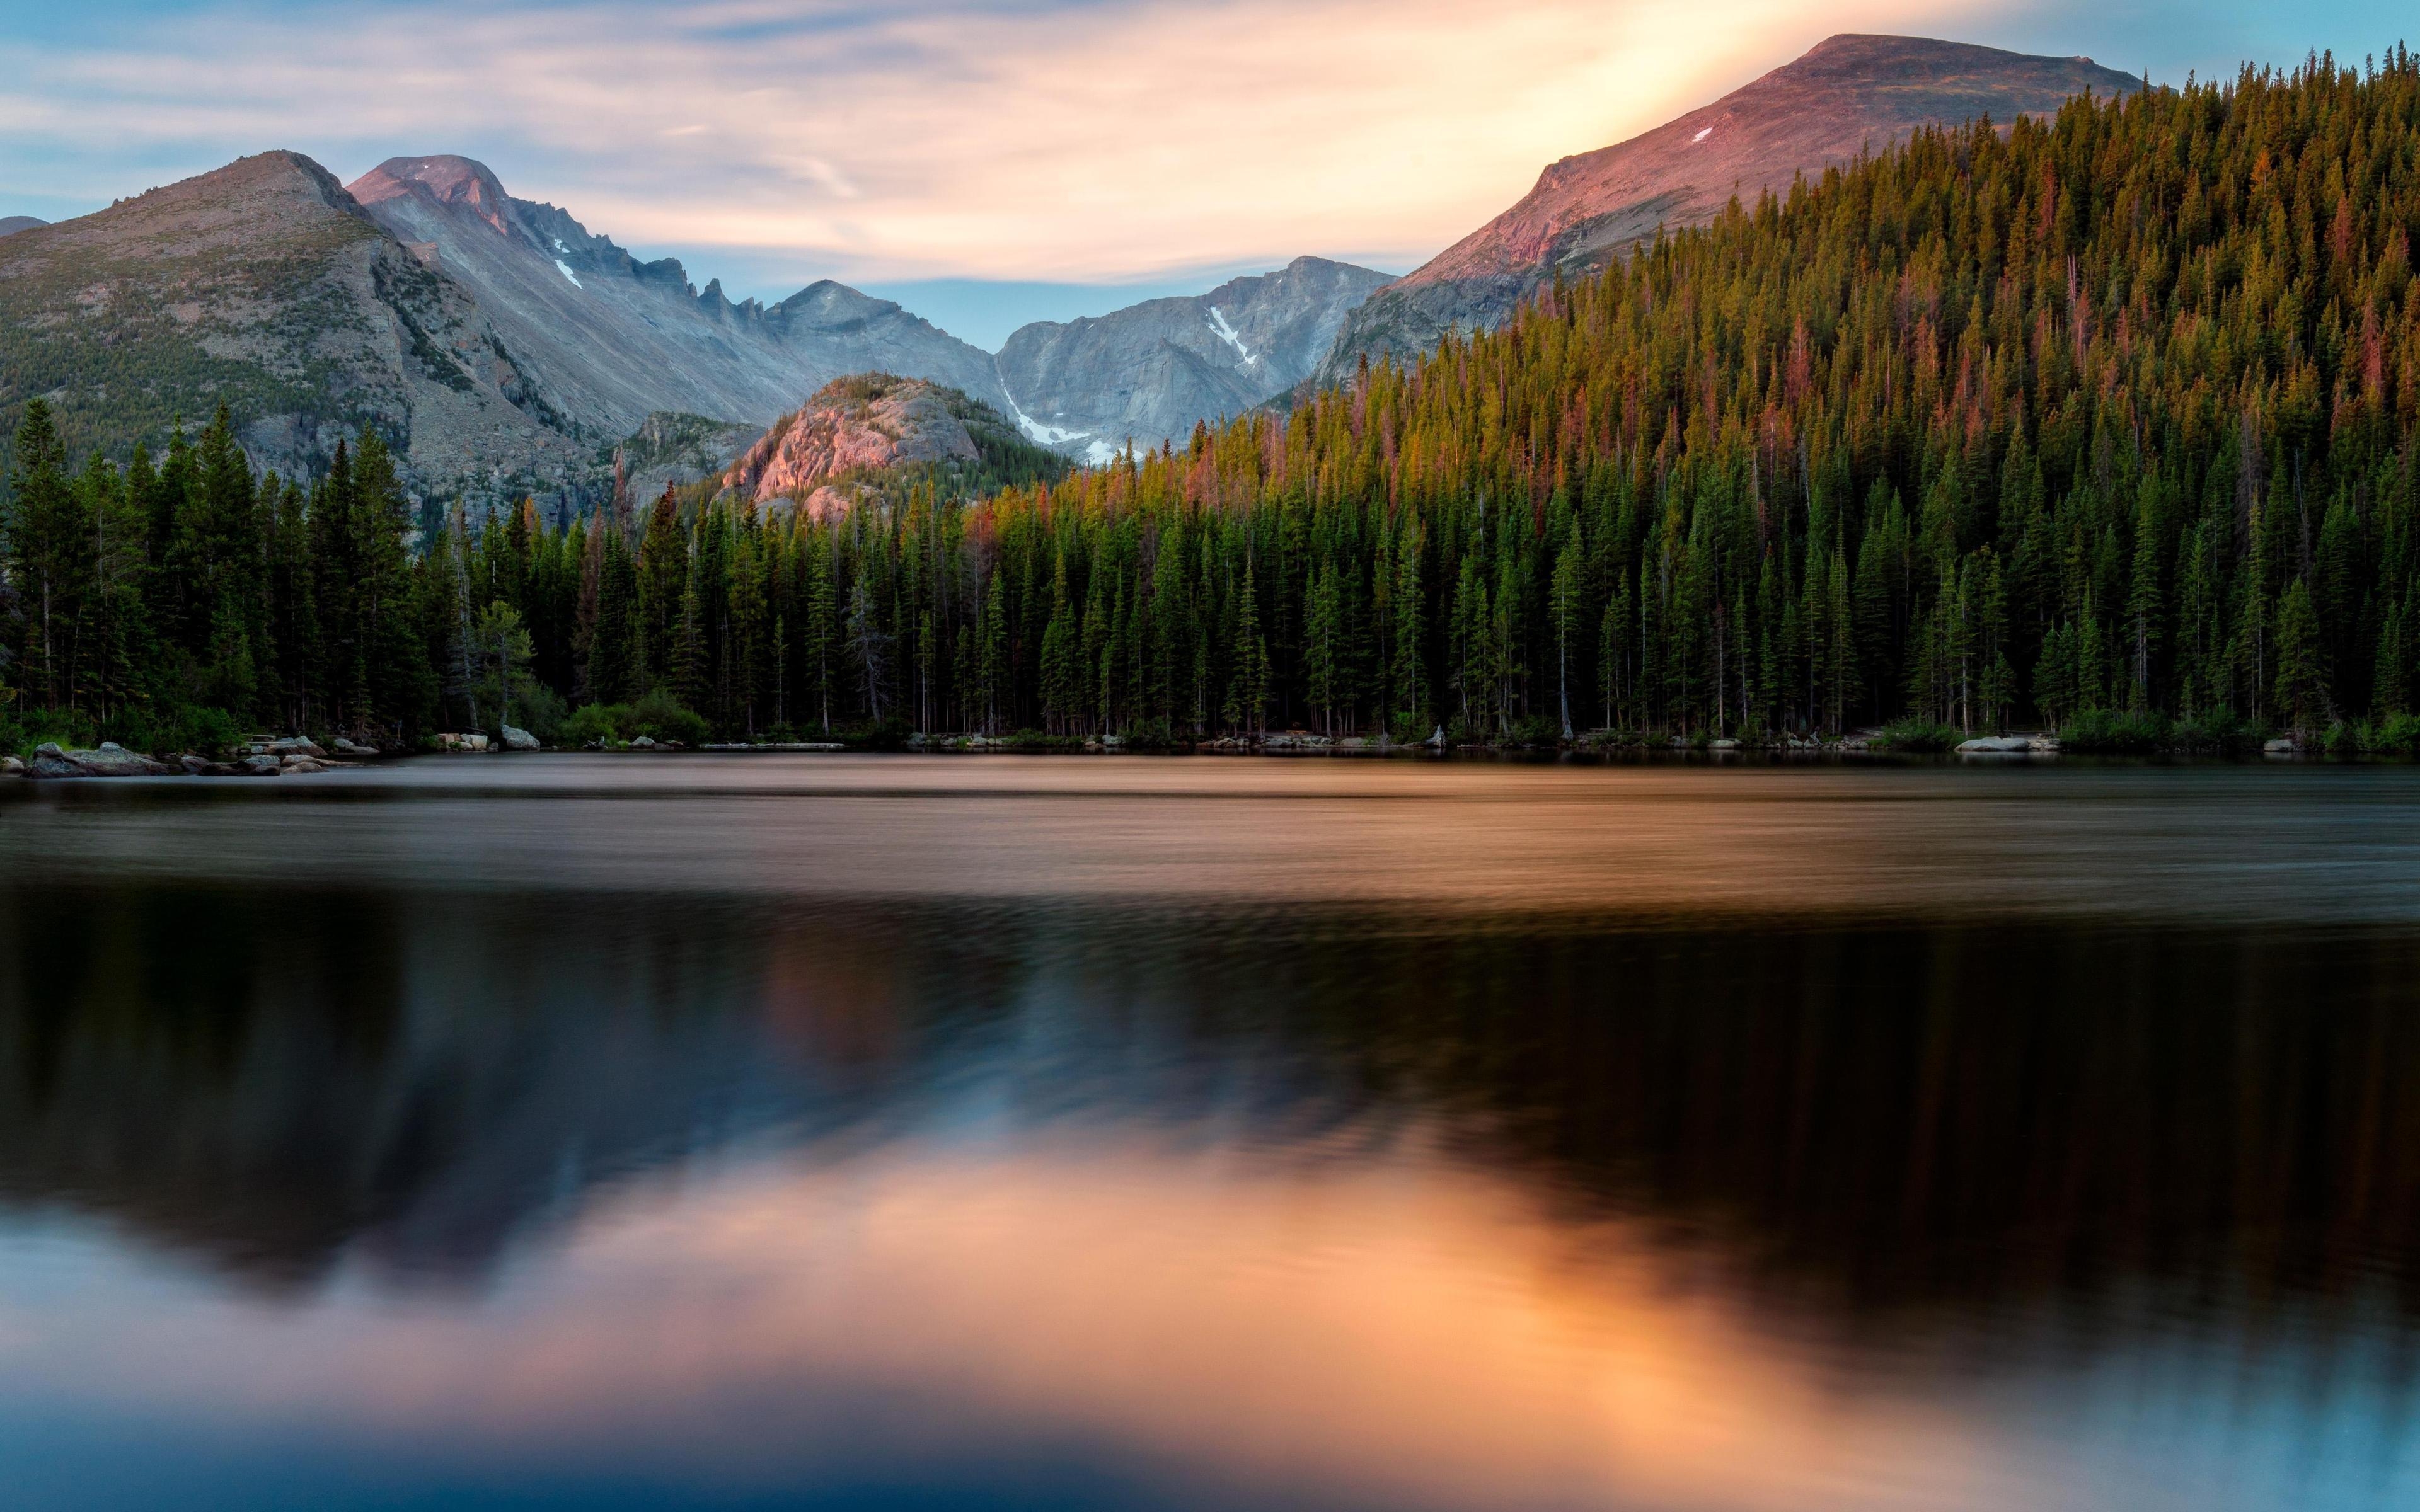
[7,54,2420,753]
[911,52,2420,747]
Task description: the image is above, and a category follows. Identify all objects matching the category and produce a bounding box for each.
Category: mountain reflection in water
[1,757,2417,1511]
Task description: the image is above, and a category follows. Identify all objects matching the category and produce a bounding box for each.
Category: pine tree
[1226,556,1268,734]
[350,430,428,736]
[636,484,687,685]
[1040,552,1078,733]
[674,562,710,716]
[2374,593,2411,716]
[588,530,640,707]
[2276,578,2329,736]
[846,578,892,725]
[979,566,1010,735]
[1303,561,1340,734]
[1392,522,1426,736]
[4,399,76,709]
[1551,529,1584,739]
[804,530,836,732]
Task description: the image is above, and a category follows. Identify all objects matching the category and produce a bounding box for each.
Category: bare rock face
[995,256,1389,461]
[614,411,763,504]
[0,152,582,497]
[1315,34,2144,386]
[348,156,1014,438]
[723,375,987,517]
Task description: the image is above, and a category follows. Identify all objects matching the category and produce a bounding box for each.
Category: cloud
[1,0,1985,291]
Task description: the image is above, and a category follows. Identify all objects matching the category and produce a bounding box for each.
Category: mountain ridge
[992,255,1390,461]
[0,149,580,495]
[348,155,1015,440]
[1311,33,2145,389]
[3,34,2150,496]
[2,144,1388,491]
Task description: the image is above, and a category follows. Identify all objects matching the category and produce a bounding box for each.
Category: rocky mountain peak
[722,374,988,517]
[0,147,575,496]
[993,256,1390,459]
[350,156,523,242]
[1313,34,2143,386]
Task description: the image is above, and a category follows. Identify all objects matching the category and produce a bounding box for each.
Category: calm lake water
[3,755,2419,1511]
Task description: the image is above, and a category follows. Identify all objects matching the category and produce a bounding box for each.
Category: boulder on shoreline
[1956,736,2032,755]
[28,742,178,779]
[502,724,540,751]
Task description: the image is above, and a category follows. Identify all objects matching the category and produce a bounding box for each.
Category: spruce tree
[1226,557,1267,734]
[2276,578,2329,736]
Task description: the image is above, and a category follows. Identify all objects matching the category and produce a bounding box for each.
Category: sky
[2,1,2412,348]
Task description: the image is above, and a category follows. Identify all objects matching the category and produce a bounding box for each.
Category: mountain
[0,151,580,490]
[2,145,1381,491]
[347,156,1014,437]
[0,215,44,238]
[722,374,1063,518]
[615,411,764,508]
[1313,34,2144,387]
[993,256,1391,461]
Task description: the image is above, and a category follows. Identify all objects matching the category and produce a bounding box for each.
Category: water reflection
[1,761,2417,1508]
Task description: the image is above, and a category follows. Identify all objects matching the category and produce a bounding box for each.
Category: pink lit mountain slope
[1312,35,2143,387]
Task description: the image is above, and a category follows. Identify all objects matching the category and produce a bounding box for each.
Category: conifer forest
[10,55,2420,753]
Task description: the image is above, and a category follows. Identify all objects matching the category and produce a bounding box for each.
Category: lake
[3,755,2418,1510]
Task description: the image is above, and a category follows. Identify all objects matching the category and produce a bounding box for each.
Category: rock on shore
[28,742,179,778]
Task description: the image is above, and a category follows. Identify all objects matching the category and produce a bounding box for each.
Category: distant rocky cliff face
[722,375,1046,518]
[0,151,580,494]
[348,156,1013,438]
[994,256,1390,461]
[615,411,763,507]
[1313,34,2144,388]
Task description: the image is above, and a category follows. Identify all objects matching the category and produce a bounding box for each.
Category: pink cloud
[2,0,1980,281]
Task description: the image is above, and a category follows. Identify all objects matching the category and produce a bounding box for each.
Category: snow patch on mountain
[1692,126,1714,143]
[1206,306,1255,365]
[998,387,1092,447]
[554,258,582,288]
